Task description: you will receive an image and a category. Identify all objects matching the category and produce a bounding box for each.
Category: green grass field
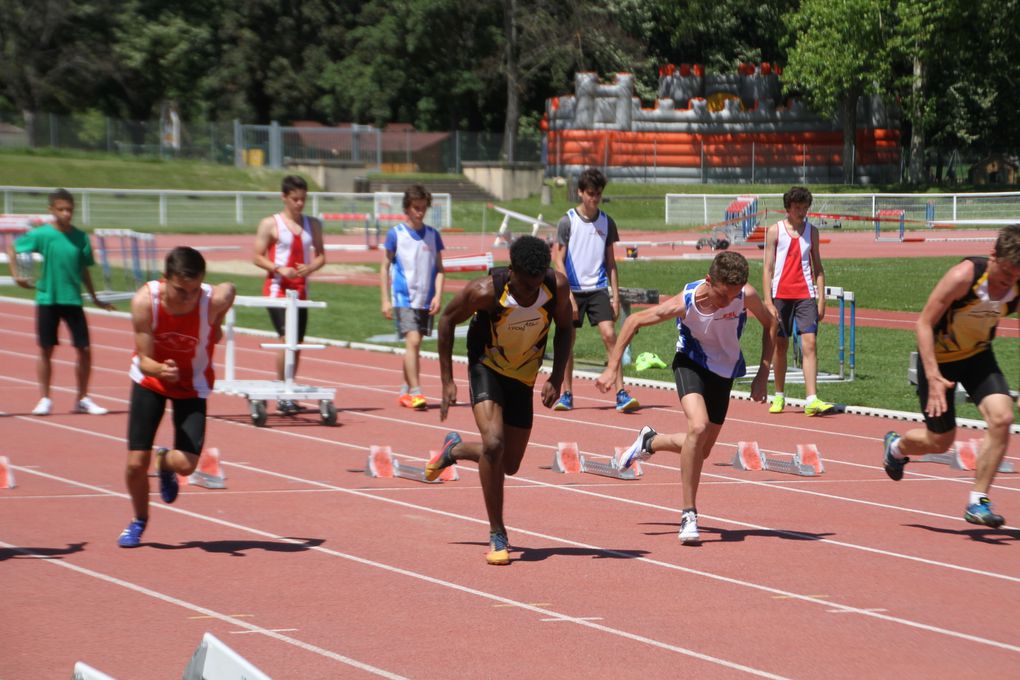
[3,149,1016,419]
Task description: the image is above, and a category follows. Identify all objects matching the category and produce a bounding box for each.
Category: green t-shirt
[15,224,96,306]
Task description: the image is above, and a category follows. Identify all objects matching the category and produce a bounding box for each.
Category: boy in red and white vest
[761,186,834,416]
[118,246,235,548]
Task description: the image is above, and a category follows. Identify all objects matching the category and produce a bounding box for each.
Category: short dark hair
[49,188,74,206]
[783,186,812,209]
[403,184,433,210]
[994,224,1020,267]
[577,168,607,194]
[282,175,308,195]
[509,235,551,277]
[164,246,206,280]
[708,251,749,286]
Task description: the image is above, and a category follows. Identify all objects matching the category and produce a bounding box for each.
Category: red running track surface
[1,298,1019,679]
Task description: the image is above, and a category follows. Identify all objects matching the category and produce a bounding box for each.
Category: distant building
[968,154,1018,185]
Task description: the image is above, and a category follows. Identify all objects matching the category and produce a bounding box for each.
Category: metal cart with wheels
[214,291,337,427]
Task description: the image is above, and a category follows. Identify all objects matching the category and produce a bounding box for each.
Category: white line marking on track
[0,540,407,679]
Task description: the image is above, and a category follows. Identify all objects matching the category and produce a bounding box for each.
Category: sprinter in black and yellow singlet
[883,224,1020,528]
[428,236,572,565]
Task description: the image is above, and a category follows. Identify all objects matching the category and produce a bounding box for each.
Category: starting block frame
[918,439,1015,473]
[732,441,824,477]
[552,442,643,480]
[365,445,459,483]
[214,291,337,427]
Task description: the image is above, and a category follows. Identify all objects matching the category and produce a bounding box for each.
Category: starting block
[552,442,643,480]
[919,439,1015,473]
[0,455,16,488]
[732,441,823,477]
[365,445,459,483]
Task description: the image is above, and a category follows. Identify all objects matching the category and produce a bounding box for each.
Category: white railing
[0,186,452,231]
[665,191,1020,229]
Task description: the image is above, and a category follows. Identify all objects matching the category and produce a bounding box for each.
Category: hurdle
[874,209,906,242]
[552,441,644,480]
[93,228,159,301]
[214,291,337,427]
[918,439,1016,473]
[320,212,379,250]
[787,285,856,382]
[731,441,824,476]
[490,205,556,247]
[365,445,460,483]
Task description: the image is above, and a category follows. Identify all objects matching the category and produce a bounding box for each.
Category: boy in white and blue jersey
[552,167,638,413]
[380,184,446,410]
[596,251,774,545]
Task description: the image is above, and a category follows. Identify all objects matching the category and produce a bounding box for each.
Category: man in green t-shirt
[7,189,114,415]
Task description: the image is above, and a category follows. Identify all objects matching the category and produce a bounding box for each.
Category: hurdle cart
[215,291,337,427]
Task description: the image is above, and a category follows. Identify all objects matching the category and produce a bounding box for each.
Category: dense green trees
[0,0,1016,177]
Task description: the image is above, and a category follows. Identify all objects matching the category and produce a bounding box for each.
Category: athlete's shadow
[0,542,87,561]
[905,523,1020,545]
[453,541,649,562]
[148,536,325,557]
[642,522,834,544]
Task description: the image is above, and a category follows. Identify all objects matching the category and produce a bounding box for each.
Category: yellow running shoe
[486,530,511,566]
[768,395,785,414]
[804,398,835,416]
[410,394,427,410]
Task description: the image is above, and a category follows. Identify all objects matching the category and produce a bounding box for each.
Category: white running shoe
[678,510,700,545]
[76,396,108,415]
[615,425,656,470]
[32,397,52,416]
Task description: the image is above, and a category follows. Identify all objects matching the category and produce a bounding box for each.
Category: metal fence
[664,191,1020,230]
[0,186,452,231]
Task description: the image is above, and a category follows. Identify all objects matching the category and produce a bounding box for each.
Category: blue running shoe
[882,431,908,481]
[965,497,1005,528]
[616,389,640,412]
[426,432,461,482]
[156,447,179,504]
[616,425,657,470]
[553,391,573,411]
[117,518,147,548]
[486,530,511,565]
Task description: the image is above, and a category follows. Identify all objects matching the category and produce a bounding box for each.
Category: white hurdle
[215,291,338,426]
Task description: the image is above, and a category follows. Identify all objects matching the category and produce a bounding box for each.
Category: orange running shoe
[398,393,415,408]
[486,530,511,566]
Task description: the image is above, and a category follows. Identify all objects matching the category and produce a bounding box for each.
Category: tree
[782,0,894,183]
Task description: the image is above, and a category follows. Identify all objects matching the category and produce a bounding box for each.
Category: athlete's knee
[686,420,709,439]
[480,434,505,463]
[984,406,1014,433]
[125,454,150,478]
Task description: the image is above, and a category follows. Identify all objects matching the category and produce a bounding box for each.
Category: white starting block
[181,632,271,680]
[214,291,338,427]
[732,441,824,477]
[552,441,643,480]
[365,445,459,483]
[918,439,1016,473]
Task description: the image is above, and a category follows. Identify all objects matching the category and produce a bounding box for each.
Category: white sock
[970,490,988,506]
[889,437,905,459]
[806,394,817,403]
[774,391,784,399]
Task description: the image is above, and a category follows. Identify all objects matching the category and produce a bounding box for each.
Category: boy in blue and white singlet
[596,251,775,545]
[380,184,446,410]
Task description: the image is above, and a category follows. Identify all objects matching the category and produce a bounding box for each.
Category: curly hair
[708,250,749,286]
[783,186,813,209]
[994,224,1020,267]
[509,235,551,276]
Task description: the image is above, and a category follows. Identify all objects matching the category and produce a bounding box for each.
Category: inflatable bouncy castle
[543,64,900,184]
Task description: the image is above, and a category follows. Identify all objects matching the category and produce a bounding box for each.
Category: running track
[2,299,1019,679]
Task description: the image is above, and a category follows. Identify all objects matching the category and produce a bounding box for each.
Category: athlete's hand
[381,299,393,320]
[540,381,560,409]
[440,381,457,421]
[161,359,180,383]
[924,374,955,417]
[595,367,616,393]
[750,369,769,403]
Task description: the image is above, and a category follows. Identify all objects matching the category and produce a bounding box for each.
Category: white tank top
[675,279,747,379]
